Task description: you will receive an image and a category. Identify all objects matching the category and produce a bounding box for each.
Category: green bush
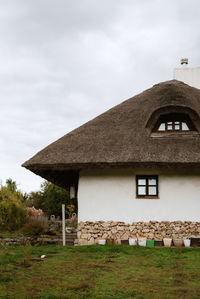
[0,182,27,231]
[22,222,45,236]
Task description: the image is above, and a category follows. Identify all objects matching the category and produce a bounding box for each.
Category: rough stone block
[78,239,88,245]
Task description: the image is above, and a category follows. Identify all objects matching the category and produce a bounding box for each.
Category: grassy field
[0,245,199,299]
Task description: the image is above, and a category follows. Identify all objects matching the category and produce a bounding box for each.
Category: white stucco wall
[78,169,200,223]
[173,67,200,89]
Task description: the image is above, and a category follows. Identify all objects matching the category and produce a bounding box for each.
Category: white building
[23,79,200,244]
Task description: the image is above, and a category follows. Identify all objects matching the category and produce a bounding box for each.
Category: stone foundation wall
[77,221,200,245]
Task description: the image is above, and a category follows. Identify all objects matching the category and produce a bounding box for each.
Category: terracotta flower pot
[106,239,114,245]
[173,239,183,247]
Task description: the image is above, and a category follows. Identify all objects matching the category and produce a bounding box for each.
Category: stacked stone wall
[77,221,200,245]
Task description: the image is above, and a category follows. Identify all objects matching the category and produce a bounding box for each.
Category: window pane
[175,121,180,125]
[148,186,157,195]
[167,122,172,125]
[158,123,165,131]
[167,125,172,130]
[182,122,189,131]
[138,179,146,185]
[175,124,180,130]
[148,178,156,185]
[138,186,146,195]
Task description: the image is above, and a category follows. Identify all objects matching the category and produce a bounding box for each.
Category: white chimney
[173,59,200,89]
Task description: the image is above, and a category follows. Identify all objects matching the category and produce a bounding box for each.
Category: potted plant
[106,236,114,245]
[138,236,147,247]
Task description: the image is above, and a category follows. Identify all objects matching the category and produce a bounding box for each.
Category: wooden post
[62,204,66,246]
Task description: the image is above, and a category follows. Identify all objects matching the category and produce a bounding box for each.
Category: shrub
[0,185,27,231]
[22,222,45,236]
[26,206,44,218]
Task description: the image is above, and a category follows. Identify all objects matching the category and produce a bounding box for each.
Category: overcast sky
[0,0,200,193]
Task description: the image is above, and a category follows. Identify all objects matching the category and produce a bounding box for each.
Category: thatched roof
[23,80,200,187]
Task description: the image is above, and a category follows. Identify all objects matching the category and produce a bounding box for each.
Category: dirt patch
[87,264,108,270]
[174,279,183,285]
[31,258,43,262]
[66,281,91,291]
[173,288,188,298]
[105,259,114,263]
[20,261,32,268]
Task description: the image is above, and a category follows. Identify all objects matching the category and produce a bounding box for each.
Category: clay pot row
[163,238,190,248]
[98,238,192,247]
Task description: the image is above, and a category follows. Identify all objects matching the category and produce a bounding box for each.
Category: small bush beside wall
[22,222,45,236]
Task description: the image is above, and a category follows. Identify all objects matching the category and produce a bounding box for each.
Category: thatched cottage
[23,80,200,244]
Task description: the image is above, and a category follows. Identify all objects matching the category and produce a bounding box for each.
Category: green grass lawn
[0,245,199,299]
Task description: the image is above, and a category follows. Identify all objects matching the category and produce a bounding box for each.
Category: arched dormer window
[153,113,196,133]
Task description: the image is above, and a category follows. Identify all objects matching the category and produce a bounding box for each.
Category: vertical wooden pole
[62,204,66,246]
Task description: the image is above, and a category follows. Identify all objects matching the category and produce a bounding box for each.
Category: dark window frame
[153,113,196,133]
[136,175,158,198]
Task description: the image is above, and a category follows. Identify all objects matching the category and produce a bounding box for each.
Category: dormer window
[154,113,196,133]
[158,120,189,132]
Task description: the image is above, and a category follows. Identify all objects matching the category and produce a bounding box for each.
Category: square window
[136,175,158,198]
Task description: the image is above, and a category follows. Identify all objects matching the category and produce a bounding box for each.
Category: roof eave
[22,161,200,172]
